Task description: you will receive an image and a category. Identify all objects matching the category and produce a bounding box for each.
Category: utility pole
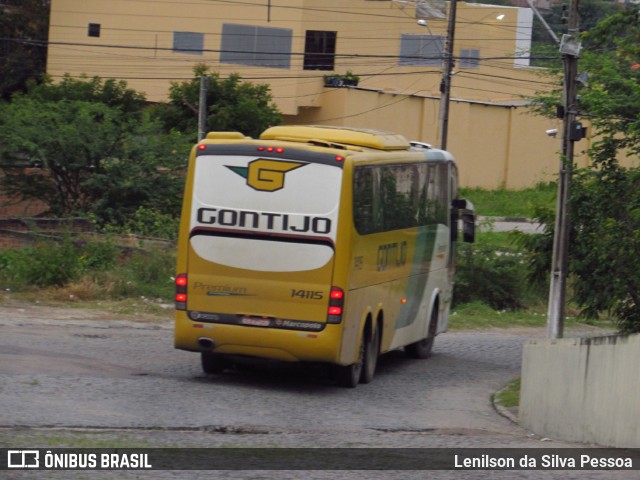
[438,0,457,151]
[198,75,208,142]
[523,0,560,45]
[547,0,581,339]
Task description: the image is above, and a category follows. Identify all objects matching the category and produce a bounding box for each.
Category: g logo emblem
[227,159,306,192]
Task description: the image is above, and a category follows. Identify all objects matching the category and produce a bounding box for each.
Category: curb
[479,215,534,223]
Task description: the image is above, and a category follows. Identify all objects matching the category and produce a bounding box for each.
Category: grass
[494,378,521,409]
[0,431,160,449]
[459,182,556,218]
[449,301,616,332]
[468,230,519,248]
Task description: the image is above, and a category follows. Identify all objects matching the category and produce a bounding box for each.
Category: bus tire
[360,321,380,384]
[335,331,366,388]
[405,303,438,359]
[201,353,227,374]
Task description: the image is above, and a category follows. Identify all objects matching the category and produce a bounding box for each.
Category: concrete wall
[519,334,640,448]
[291,88,573,189]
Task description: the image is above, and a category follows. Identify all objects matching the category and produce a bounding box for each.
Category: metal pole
[547,0,580,339]
[523,0,560,45]
[439,0,457,151]
[198,75,208,142]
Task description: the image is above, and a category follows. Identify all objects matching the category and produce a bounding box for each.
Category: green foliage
[0,238,117,289]
[530,6,640,158]
[526,6,640,334]
[110,248,175,300]
[511,205,555,291]
[531,0,623,54]
[454,237,529,311]
[0,239,173,301]
[450,302,544,330]
[494,378,521,409]
[578,9,640,159]
[0,0,50,100]
[155,64,281,140]
[0,76,190,229]
[449,300,614,331]
[569,164,640,333]
[452,188,557,313]
[79,241,118,271]
[115,207,180,240]
[459,183,556,218]
[2,240,79,288]
[27,74,146,115]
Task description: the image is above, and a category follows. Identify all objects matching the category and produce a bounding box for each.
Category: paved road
[0,307,635,479]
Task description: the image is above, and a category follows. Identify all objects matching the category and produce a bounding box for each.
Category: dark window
[88,23,101,38]
[354,162,450,235]
[460,49,480,68]
[399,34,444,66]
[220,24,292,69]
[353,167,378,234]
[303,30,337,71]
[173,31,204,55]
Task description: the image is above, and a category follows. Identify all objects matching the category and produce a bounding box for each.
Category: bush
[454,240,529,311]
[79,240,118,271]
[122,207,179,240]
[0,238,82,288]
[0,238,170,298]
[110,248,175,300]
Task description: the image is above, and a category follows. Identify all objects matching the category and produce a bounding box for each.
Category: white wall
[520,334,640,447]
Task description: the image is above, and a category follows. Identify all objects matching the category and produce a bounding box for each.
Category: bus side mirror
[453,199,476,244]
[461,213,475,243]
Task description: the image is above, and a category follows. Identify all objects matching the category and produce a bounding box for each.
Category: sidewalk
[478,216,544,234]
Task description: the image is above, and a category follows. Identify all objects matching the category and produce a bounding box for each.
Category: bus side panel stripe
[394,225,438,329]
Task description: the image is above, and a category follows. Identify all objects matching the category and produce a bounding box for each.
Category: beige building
[47,0,578,188]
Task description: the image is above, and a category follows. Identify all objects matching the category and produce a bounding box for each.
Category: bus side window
[354,167,376,234]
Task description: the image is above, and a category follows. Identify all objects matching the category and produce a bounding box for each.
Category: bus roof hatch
[260,125,410,151]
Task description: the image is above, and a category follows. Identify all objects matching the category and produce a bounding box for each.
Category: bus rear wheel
[360,323,380,384]
[335,331,366,388]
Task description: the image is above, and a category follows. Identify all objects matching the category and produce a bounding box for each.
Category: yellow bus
[174,125,475,387]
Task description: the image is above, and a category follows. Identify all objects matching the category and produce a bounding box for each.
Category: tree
[530,0,622,67]
[155,64,281,139]
[0,76,190,229]
[0,0,50,100]
[527,6,640,333]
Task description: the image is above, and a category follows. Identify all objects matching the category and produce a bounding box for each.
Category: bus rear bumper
[174,311,343,363]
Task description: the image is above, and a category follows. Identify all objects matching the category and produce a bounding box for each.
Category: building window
[399,34,444,66]
[303,31,337,71]
[88,23,101,38]
[460,49,480,68]
[173,32,204,55]
[220,24,292,69]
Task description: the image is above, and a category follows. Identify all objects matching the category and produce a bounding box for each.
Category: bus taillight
[327,286,344,324]
[257,146,285,154]
[175,273,187,310]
